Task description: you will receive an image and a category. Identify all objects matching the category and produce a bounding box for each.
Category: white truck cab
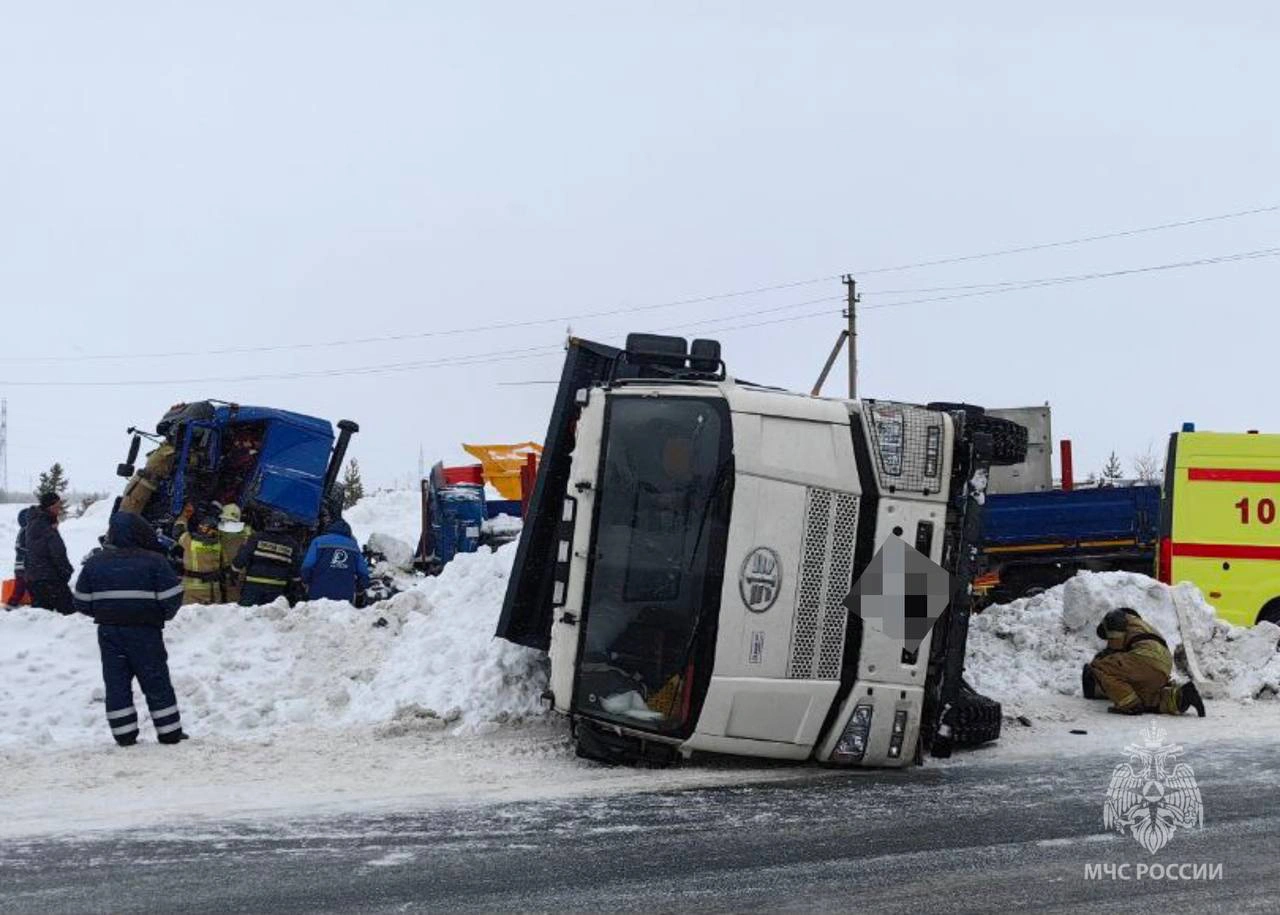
[497,335,1022,767]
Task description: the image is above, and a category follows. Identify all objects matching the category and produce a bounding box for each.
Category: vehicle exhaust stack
[324,419,360,505]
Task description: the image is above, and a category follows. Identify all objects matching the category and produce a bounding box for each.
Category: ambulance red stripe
[1170,542,1280,561]
[1187,468,1280,483]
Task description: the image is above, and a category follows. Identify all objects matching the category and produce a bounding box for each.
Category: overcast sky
[2,3,1278,495]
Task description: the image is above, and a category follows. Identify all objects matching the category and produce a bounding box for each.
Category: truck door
[168,421,220,517]
[245,421,333,524]
[496,338,623,650]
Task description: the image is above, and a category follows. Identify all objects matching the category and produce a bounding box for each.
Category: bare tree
[1131,442,1162,484]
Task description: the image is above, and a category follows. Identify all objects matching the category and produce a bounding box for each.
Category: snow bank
[968,571,1280,705]
[346,488,422,552]
[0,543,546,748]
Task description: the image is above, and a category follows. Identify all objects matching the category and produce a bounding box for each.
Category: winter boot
[158,729,189,745]
[114,734,137,747]
[1081,663,1097,699]
[1179,682,1206,718]
[1107,705,1143,716]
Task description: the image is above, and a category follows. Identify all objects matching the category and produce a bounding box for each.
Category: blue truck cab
[115,400,359,540]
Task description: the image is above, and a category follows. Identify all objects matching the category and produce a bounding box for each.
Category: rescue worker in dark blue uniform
[73,512,188,746]
[232,520,303,606]
[300,519,371,602]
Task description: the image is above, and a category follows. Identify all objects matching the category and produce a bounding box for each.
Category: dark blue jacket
[14,507,31,572]
[24,507,73,583]
[300,519,370,602]
[74,513,183,627]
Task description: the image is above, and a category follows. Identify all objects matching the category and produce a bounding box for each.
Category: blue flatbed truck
[975,484,1161,604]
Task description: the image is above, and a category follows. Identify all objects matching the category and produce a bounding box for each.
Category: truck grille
[863,401,945,496]
[788,487,859,680]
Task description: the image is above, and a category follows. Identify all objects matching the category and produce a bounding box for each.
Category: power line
[860,246,1280,313]
[0,307,853,390]
[853,202,1280,276]
[7,201,1280,365]
[0,344,565,388]
[5,241,1278,388]
[3,280,846,365]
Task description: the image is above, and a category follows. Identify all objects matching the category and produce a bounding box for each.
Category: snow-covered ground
[3,493,1280,839]
[967,571,1280,708]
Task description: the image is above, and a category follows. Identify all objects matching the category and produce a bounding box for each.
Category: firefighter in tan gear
[216,504,252,604]
[1086,608,1205,717]
[119,442,178,515]
[178,511,224,605]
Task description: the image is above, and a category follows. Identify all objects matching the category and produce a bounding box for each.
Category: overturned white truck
[497,335,1026,767]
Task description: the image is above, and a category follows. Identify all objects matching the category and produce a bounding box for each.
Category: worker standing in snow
[216,504,252,604]
[24,493,75,614]
[4,507,32,609]
[178,510,223,605]
[1086,608,1205,717]
[73,512,188,746]
[300,518,370,603]
[232,518,303,606]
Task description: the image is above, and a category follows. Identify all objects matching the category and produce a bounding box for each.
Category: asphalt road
[2,742,1276,914]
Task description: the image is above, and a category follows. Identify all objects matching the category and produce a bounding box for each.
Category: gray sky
[2,3,1278,495]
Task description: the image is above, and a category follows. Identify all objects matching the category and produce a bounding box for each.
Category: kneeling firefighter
[1083,608,1206,717]
[73,512,188,746]
[232,519,303,606]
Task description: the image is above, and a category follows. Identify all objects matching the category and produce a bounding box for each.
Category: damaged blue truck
[113,400,359,546]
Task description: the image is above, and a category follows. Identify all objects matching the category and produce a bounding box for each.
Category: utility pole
[842,275,859,399]
[0,398,7,497]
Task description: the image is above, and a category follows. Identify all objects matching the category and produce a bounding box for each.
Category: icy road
[2,739,1278,914]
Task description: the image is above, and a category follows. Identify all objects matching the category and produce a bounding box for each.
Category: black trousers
[30,580,74,614]
[98,625,183,745]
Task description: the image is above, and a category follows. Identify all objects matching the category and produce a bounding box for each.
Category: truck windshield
[576,395,733,735]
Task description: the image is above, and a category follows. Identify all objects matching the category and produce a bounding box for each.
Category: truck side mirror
[117,433,142,477]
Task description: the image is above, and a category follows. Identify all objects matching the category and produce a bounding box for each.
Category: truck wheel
[926,403,1029,466]
[951,681,1003,748]
[1257,599,1280,626]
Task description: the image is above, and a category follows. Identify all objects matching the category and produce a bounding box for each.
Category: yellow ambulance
[1158,426,1280,626]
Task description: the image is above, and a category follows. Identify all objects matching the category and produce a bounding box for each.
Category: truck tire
[1257,599,1280,626]
[950,681,1003,748]
[927,402,1029,466]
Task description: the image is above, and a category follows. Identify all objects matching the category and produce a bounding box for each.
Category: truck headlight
[832,704,873,764]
